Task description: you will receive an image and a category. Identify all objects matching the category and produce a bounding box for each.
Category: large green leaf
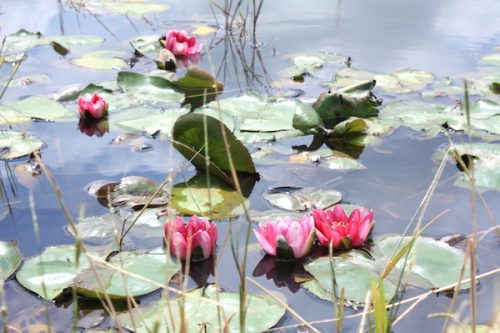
[72,51,128,71]
[304,250,397,303]
[16,245,90,300]
[0,130,45,160]
[374,236,471,289]
[130,35,162,57]
[173,66,224,110]
[74,248,178,299]
[172,113,257,186]
[117,71,183,104]
[118,285,286,333]
[0,241,22,280]
[170,174,253,220]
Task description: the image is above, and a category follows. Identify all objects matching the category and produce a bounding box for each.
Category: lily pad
[289,149,366,170]
[170,174,252,220]
[3,74,50,88]
[285,53,346,78]
[87,176,169,208]
[113,106,189,137]
[435,142,500,192]
[74,247,178,299]
[16,245,90,300]
[118,284,286,333]
[313,80,381,128]
[130,35,162,58]
[326,67,434,95]
[117,71,183,104]
[263,186,342,211]
[89,0,170,15]
[479,53,500,66]
[0,131,44,160]
[173,66,224,110]
[0,241,22,280]
[374,236,471,289]
[172,113,257,186]
[304,250,397,303]
[72,51,128,71]
[4,96,73,121]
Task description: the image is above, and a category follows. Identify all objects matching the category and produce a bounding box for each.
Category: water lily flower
[77,93,108,120]
[164,30,203,56]
[164,215,217,261]
[311,205,374,249]
[254,216,315,261]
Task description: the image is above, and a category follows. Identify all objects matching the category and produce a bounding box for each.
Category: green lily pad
[173,66,224,110]
[130,35,162,57]
[114,106,189,137]
[0,241,22,280]
[87,176,169,208]
[435,142,500,192]
[0,131,44,160]
[172,113,257,186]
[89,0,170,15]
[118,285,286,333]
[74,247,178,299]
[0,106,32,126]
[117,71,183,104]
[263,186,342,211]
[285,53,346,78]
[3,74,50,88]
[16,245,90,300]
[72,51,128,71]
[304,250,397,303]
[479,53,500,66]
[374,236,471,289]
[313,80,381,128]
[4,96,74,121]
[170,174,251,220]
[326,67,434,95]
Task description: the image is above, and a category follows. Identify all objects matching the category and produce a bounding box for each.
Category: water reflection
[78,118,109,138]
[253,255,312,293]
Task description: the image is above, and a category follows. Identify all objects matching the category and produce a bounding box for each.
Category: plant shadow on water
[0,0,500,332]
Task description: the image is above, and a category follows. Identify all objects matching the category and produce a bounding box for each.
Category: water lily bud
[77,93,108,120]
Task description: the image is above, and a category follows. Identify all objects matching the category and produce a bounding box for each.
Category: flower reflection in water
[78,118,109,137]
[253,255,313,293]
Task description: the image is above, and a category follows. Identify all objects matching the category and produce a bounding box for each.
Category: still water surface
[0,0,499,332]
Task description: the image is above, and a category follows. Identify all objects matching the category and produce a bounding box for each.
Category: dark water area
[1,0,499,332]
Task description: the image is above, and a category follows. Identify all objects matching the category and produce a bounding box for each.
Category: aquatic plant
[77,93,108,120]
[164,215,217,261]
[254,216,315,260]
[164,30,203,56]
[311,205,374,249]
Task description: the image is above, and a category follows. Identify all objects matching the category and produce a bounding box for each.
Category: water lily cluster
[254,205,374,261]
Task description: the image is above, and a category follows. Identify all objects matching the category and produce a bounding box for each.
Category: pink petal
[192,230,213,259]
[170,232,187,259]
[254,227,276,256]
[332,204,348,222]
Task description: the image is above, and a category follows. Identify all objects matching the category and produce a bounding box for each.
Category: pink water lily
[312,205,374,249]
[254,216,315,260]
[164,215,217,261]
[77,93,108,120]
[164,30,203,56]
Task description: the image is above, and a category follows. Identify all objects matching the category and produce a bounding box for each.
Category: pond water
[0,0,499,332]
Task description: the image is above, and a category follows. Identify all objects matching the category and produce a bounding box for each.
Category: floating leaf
[290,149,366,170]
[0,131,44,160]
[72,51,128,71]
[192,24,217,36]
[172,113,257,186]
[173,66,224,109]
[0,241,22,280]
[118,285,286,333]
[374,236,471,289]
[263,186,342,211]
[16,245,90,300]
[325,67,434,95]
[3,74,50,88]
[285,53,346,78]
[74,248,178,299]
[113,106,189,137]
[435,142,500,192]
[4,96,73,121]
[171,174,253,220]
[479,53,500,66]
[130,35,162,58]
[89,0,170,15]
[88,176,168,208]
[313,80,381,128]
[117,71,183,104]
[304,250,397,303]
